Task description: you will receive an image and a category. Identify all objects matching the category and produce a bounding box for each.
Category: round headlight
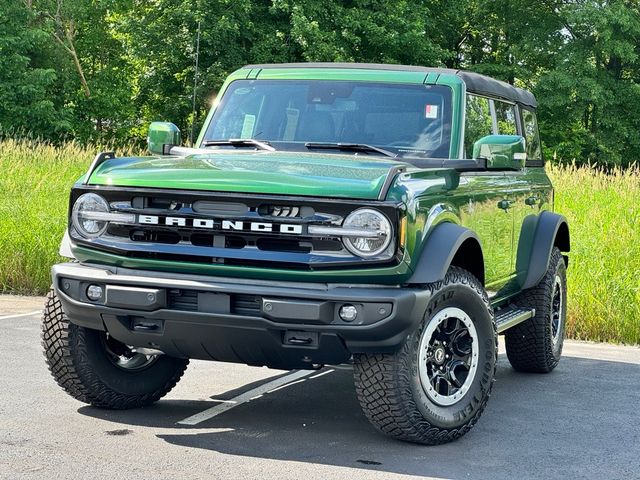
[343,208,392,258]
[71,193,110,238]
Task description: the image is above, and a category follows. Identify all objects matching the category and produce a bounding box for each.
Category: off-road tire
[42,289,189,409]
[505,247,567,373]
[353,267,497,445]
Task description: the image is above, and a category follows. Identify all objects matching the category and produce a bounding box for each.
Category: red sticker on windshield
[425,105,438,119]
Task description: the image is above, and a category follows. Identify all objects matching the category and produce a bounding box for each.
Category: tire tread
[353,267,497,445]
[504,248,566,373]
[42,289,188,409]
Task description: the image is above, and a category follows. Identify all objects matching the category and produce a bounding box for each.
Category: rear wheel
[353,267,497,445]
[505,247,567,373]
[42,289,189,409]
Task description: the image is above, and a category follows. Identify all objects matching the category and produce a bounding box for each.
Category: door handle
[497,199,512,211]
[525,196,539,206]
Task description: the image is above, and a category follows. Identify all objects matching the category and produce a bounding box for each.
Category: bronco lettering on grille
[137,215,303,234]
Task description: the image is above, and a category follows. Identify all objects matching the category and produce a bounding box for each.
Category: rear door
[510,108,553,286]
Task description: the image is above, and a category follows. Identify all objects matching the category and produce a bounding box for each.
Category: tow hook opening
[131,317,164,333]
[284,330,318,347]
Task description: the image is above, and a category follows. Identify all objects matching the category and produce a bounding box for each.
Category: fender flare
[519,211,570,290]
[407,223,483,285]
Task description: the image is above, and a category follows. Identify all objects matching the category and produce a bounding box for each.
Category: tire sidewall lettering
[409,277,497,429]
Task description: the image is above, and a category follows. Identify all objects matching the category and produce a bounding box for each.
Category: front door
[459,94,516,297]
[459,172,515,296]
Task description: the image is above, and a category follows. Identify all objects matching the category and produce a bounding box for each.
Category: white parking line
[177,369,331,426]
[264,377,308,394]
[0,310,41,320]
[309,368,335,379]
[331,364,354,371]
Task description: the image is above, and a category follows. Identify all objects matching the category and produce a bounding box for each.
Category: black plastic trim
[409,158,490,171]
[521,211,570,290]
[74,183,405,206]
[70,236,403,270]
[52,263,431,368]
[83,151,115,185]
[407,223,483,284]
[243,63,537,108]
[377,165,407,200]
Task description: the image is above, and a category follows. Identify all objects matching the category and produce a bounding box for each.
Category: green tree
[1,0,640,166]
[0,0,66,137]
[27,0,139,143]
[272,0,446,65]
[113,0,293,142]
[535,0,640,165]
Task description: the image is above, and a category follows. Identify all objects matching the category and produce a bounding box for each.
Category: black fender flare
[519,211,570,290]
[407,223,484,285]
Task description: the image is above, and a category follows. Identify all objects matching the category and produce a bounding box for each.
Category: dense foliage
[2,0,639,166]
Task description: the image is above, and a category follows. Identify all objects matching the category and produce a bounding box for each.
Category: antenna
[190,19,201,146]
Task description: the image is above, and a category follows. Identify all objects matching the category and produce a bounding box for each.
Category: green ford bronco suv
[43,63,570,445]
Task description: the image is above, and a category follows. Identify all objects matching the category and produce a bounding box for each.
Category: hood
[86,150,410,200]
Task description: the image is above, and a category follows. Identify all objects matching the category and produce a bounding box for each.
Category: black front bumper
[52,263,429,369]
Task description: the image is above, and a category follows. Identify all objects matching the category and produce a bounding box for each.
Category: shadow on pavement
[77,370,304,429]
[78,355,640,479]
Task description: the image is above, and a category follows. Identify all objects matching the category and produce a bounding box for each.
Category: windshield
[203,80,453,159]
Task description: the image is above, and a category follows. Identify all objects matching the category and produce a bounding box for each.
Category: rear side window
[521,108,543,161]
[464,95,492,158]
[494,100,517,135]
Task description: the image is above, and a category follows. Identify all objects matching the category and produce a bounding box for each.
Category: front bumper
[52,263,429,369]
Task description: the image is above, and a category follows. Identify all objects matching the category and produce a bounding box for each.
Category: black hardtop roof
[243,62,537,108]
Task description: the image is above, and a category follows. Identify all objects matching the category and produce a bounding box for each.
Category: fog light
[86,285,103,301]
[339,304,358,322]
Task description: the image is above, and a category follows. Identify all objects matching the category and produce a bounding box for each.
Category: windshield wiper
[203,138,275,151]
[305,142,397,158]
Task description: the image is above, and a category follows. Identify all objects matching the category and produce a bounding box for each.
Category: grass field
[0,140,140,297]
[547,164,640,345]
[1,140,638,344]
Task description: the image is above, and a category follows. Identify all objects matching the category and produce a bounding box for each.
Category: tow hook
[284,330,319,347]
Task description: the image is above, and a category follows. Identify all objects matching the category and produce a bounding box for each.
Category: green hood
[87,151,409,200]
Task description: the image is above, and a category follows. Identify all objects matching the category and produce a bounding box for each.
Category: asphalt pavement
[0,295,638,480]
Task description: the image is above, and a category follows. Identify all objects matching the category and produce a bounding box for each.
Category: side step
[495,307,535,334]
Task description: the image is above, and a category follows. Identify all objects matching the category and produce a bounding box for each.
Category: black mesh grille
[71,186,400,268]
[232,294,262,316]
[167,289,262,316]
[167,289,198,311]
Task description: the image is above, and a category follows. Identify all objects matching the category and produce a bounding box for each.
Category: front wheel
[42,290,189,409]
[353,267,497,445]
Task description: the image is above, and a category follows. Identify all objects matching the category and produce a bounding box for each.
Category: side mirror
[148,122,181,155]
[472,135,526,170]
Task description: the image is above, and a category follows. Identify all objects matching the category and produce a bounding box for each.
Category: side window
[494,100,517,135]
[522,108,543,161]
[464,95,492,158]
